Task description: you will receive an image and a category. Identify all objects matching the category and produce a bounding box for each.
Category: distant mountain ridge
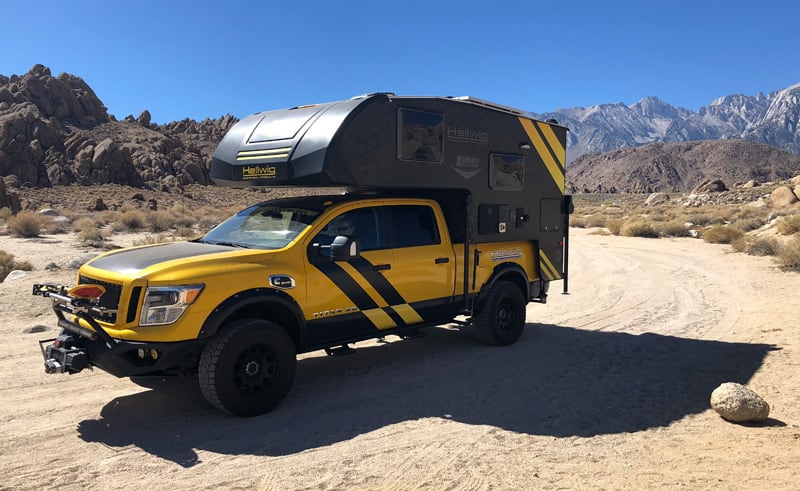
[533,83,800,162]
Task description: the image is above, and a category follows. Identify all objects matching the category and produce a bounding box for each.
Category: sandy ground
[1,228,798,490]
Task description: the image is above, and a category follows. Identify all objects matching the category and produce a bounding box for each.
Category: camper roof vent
[350,92,395,100]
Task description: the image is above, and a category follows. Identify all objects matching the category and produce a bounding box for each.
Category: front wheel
[199,318,296,417]
[474,281,526,346]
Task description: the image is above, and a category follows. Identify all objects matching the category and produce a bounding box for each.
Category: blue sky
[3,0,799,124]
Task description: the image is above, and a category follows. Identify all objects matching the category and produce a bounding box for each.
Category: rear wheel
[199,318,296,417]
[475,281,526,346]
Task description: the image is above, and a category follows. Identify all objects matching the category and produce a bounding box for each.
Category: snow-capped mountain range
[533,82,800,163]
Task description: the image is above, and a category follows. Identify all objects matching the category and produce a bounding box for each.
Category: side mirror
[330,235,360,261]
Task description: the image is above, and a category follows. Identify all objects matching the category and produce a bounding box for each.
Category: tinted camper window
[489,153,524,190]
[398,109,444,163]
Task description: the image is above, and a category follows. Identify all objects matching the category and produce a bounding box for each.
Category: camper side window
[397,109,444,163]
[489,153,524,191]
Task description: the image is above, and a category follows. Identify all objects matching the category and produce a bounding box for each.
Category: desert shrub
[175,226,197,238]
[620,219,659,238]
[95,210,116,226]
[117,209,147,231]
[734,205,770,220]
[132,234,174,246]
[584,214,609,228]
[7,211,43,238]
[146,210,177,232]
[0,250,33,282]
[777,235,800,269]
[776,215,800,236]
[570,216,588,228]
[702,225,744,244]
[79,227,108,245]
[41,218,70,235]
[72,217,99,233]
[731,217,767,233]
[654,220,688,237]
[0,207,12,221]
[168,204,196,228]
[745,236,780,256]
[686,212,725,227]
[605,218,623,236]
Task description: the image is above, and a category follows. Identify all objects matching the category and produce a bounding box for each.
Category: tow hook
[40,335,91,374]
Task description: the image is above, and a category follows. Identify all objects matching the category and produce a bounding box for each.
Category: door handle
[373,264,391,271]
[435,257,450,264]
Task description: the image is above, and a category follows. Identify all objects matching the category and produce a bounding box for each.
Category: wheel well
[220,301,303,351]
[478,267,529,312]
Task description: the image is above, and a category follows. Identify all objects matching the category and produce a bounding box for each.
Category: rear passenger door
[382,205,455,323]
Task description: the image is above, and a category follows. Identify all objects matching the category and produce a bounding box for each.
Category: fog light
[150,349,159,360]
[137,348,145,358]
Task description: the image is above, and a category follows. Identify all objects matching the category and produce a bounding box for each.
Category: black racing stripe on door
[313,262,378,310]
[349,256,406,305]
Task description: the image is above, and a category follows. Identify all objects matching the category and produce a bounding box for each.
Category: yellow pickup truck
[35,94,571,416]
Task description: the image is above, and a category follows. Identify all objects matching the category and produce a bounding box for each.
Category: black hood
[87,242,233,275]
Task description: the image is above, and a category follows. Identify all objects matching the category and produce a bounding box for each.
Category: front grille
[79,276,122,317]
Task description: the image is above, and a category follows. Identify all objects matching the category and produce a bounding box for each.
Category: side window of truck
[314,207,382,251]
[386,205,440,248]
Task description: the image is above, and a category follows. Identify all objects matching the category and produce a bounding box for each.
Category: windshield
[200,204,322,250]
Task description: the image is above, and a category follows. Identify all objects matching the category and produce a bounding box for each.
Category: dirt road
[1,229,798,490]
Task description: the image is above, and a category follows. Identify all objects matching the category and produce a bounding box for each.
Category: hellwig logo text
[242,166,277,180]
[447,126,489,144]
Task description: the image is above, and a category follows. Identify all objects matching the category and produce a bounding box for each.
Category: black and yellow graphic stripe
[518,117,566,194]
[539,250,562,280]
[312,257,424,332]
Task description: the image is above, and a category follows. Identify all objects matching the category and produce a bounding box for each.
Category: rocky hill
[0,64,236,190]
[567,139,800,193]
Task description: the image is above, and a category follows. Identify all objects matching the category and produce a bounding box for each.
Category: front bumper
[39,320,206,377]
[34,284,205,377]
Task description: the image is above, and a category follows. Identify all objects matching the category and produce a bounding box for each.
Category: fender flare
[198,288,307,348]
[476,263,530,311]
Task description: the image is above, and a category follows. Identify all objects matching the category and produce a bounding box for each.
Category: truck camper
[35,93,572,416]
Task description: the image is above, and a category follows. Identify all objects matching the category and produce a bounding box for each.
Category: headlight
[139,284,204,326]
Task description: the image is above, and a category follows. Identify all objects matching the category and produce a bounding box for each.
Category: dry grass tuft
[731,236,780,256]
[655,220,689,237]
[620,219,659,238]
[777,235,800,269]
[702,225,744,244]
[146,210,177,232]
[7,211,44,238]
[116,209,147,231]
[132,234,176,246]
[605,218,623,236]
[776,215,800,236]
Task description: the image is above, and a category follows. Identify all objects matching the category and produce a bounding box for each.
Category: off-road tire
[475,281,526,346]
[199,318,296,417]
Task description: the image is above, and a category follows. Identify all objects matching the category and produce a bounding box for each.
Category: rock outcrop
[0,64,236,189]
[0,177,21,212]
[770,186,799,207]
